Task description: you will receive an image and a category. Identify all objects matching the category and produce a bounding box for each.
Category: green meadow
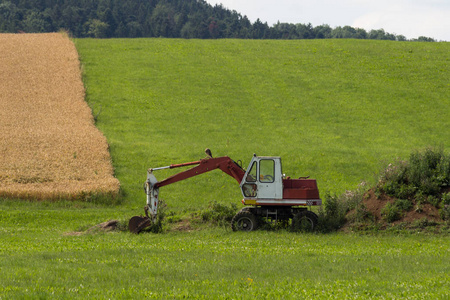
[76,38,449,210]
[1,38,450,298]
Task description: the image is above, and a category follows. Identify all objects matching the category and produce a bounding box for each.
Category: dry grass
[0,33,120,200]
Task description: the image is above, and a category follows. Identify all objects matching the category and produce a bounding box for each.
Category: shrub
[427,195,441,208]
[378,148,449,199]
[395,199,413,211]
[440,206,450,221]
[412,218,438,229]
[414,190,427,204]
[409,148,447,196]
[349,203,374,223]
[381,202,401,223]
[317,193,348,232]
[201,201,238,227]
[147,200,167,233]
[441,192,450,205]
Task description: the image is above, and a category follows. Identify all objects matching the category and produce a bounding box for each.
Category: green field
[76,38,449,210]
[1,202,450,298]
[1,38,450,298]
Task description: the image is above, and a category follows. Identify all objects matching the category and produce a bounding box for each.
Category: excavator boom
[153,156,245,189]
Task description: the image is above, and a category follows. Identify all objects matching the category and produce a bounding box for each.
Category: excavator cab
[240,155,283,203]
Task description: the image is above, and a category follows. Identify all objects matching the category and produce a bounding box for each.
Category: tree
[85,19,109,38]
[207,17,219,38]
[368,29,388,40]
[0,1,19,32]
[150,3,176,37]
[314,24,332,39]
[355,28,367,39]
[22,10,47,32]
[296,23,314,39]
[416,36,436,42]
[100,8,116,37]
[396,34,407,41]
[126,21,142,38]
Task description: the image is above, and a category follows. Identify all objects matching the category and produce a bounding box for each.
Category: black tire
[291,210,318,232]
[231,211,258,232]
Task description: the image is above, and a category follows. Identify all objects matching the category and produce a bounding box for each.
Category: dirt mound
[65,220,120,236]
[0,33,119,200]
[345,188,446,230]
[364,189,440,222]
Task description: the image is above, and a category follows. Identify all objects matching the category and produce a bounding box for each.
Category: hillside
[76,38,450,210]
[0,33,119,200]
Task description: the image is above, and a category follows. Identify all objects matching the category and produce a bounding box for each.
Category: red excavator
[129,149,321,233]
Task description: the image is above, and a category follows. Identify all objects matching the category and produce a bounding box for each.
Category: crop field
[1,36,450,298]
[0,33,119,200]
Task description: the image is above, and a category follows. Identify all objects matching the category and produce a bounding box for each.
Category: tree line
[0,0,436,41]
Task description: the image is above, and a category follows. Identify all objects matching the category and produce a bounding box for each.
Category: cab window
[246,161,257,182]
[259,159,274,183]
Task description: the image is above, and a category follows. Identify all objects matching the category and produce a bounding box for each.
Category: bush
[348,202,374,223]
[395,199,413,211]
[317,193,348,232]
[409,148,447,196]
[412,218,438,229]
[201,201,238,227]
[378,148,450,199]
[427,195,441,208]
[381,202,401,223]
[147,200,167,233]
[441,192,450,205]
[440,206,450,221]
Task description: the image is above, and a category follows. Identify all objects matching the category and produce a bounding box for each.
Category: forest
[0,0,436,41]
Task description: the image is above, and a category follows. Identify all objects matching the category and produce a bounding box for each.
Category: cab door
[257,158,282,199]
[240,156,283,200]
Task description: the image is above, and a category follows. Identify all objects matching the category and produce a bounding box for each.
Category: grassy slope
[1,39,449,298]
[75,39,449,211]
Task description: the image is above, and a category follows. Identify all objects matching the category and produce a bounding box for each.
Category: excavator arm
[153,156,245,189]
[130,156,246,233]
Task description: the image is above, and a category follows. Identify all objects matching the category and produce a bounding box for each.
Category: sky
[205,0,450,41]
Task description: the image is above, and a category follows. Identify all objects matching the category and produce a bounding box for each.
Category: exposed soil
[346,188,445,230]
[365,189,440,222]
[65,220,120,236]
[0,33,120,199]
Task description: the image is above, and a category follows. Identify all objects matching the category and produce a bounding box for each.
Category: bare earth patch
[345,188,444,231]
[0,33,120,200]
[362,189,441,223]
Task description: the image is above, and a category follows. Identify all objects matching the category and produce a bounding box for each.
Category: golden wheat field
[0,32,119,200]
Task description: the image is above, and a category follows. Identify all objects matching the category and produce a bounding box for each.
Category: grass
[1,203,450,298]
[1,38,450,298]
[74,38,450,212]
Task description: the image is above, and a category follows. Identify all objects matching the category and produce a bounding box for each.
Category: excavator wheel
[128,216,151,234]
[231,211,258,232]
[291,210,318,232]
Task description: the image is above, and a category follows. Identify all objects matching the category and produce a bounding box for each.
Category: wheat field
[0,33,119,200]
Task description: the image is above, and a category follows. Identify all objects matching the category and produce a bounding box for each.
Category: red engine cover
[282,179,320,199]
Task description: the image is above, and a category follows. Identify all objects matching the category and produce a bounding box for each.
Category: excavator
[129,149,321,233]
